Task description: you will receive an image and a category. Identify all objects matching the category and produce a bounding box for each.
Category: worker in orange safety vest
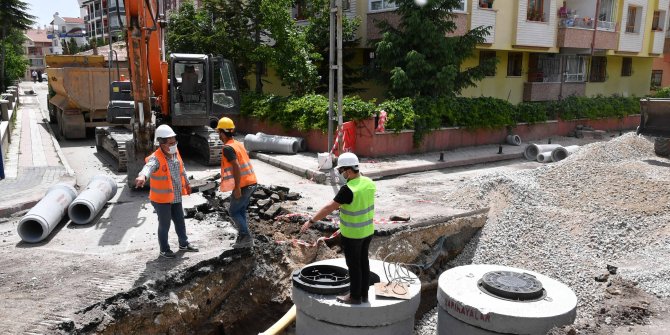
[135,124,198,259]
[216,117,258,248]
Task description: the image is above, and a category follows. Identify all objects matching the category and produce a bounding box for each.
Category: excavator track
[95,126,134,172]
[177,126,222,166]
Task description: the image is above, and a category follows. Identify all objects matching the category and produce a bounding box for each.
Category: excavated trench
[56,184,487,335]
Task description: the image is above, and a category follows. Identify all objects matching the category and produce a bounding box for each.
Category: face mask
[338,169,347,184]
[168,144,178,154]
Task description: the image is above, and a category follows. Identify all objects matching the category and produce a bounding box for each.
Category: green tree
[374,0,496,98]
[260,0,320,95]
[67,37,80,55]
[166,1,223,54]
[1,30,28,86]
[304,0,364,94]
[0,0,35,90]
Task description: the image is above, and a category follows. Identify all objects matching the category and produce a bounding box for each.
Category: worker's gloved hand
[135,175,146,188]
[233,188,241,199]
[300,218,313,234]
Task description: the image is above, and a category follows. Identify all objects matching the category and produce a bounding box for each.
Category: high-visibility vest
[220,140,257,192]
[146,148,188,203]
[339,176,376,239]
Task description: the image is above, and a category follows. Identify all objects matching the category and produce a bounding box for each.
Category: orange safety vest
[146,148,188,203]
[220,140,257,192]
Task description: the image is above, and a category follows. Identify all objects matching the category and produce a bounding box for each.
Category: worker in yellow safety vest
[216,117,258,248]
[301,152,376,304]
[135,124,199,259]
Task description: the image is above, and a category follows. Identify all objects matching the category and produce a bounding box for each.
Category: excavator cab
[170,54,211,127]
[211,57,241,126]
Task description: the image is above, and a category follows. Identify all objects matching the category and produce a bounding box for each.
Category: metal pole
[336,0,344,155]
[327,0,335,155]
[590,0,601,56]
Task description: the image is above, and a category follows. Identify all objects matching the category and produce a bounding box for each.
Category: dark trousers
[341,235,373,299]
[151,201,188,252]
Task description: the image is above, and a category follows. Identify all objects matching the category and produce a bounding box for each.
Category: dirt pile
[414,133,670,334]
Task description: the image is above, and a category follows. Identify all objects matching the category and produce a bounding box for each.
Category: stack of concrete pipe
[244,132,306,154]
[17,175,118,243]
[524,144,581,163]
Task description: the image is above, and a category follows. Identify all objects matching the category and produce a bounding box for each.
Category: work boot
[233,234,254,248]
[336,293,361,305]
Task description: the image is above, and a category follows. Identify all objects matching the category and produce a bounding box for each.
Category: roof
[62,17,85,24]
[25,29,51,43]
[76,41,128,62]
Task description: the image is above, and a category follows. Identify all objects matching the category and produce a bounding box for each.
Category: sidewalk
[0,82,75,217]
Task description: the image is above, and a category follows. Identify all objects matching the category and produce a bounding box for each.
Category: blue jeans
[152,201,189,252]
[228,184,257,236]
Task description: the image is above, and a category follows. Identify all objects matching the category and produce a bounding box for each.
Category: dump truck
[45,55,128,139]
[637,98,670,157]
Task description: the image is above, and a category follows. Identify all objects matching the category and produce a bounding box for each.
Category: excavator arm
[123,0,170,185]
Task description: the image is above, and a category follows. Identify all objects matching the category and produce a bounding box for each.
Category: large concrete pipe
[257,132,307,152]
[551,145,580,162]
[68,175,117,224]
[537,151,554,163]
[18,183,77,243]
[244,133,300,154]
[506,134,521,146]
[524,144,562,160]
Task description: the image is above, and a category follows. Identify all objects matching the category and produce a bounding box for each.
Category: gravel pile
[415,133,670,334]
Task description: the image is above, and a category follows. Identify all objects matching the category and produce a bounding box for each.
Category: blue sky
[26,0,82,27]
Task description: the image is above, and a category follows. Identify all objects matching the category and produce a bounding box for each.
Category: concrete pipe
[524,144,562,161]
[506,134,521,146]
[244,133,300,154]
[18,183,78,243]
[537,151,554,163]
[68,175,117,224]
[257,132,307,152]
[551,145,580,162]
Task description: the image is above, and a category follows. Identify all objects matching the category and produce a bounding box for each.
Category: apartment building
[361,0,668,103]
[49,13,86,54]
[165,0,203,11]
[23,27,53,80]
[80,0,126,43]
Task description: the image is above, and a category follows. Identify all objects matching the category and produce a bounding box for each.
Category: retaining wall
[232,115,641,158]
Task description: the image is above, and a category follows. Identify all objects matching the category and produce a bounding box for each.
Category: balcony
[367,11,468,41]
[557,21,618,50]
[651,30,665,55]
[471,3,496,43]
[515,1,558,48]
[523,82,586,102]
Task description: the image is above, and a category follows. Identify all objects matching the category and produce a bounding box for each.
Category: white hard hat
[155,124,177,141]
[335,152,359,168]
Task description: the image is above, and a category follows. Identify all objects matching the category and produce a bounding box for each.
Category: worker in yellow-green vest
[300,152,376,305]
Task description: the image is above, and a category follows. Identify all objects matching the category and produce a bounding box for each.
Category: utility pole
[328,0,344,157]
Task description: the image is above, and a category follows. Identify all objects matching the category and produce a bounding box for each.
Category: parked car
[41,73,48,81]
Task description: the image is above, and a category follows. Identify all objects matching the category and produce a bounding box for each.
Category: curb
[0,176,76,218]
[251,152,329,184]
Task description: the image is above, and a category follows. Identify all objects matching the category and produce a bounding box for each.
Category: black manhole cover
[479,271,545,301]
[292,265,382,295]
[292,265,350,294]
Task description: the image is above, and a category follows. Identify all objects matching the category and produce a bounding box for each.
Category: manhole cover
[292,264,350,295]
[479,271,545,301]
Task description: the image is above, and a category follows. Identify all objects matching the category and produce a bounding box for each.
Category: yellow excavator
[96,0,240,183]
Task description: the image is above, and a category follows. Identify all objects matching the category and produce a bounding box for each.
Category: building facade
[49,14,86,54]
[80,0,126,43]
[260,0,668,103]
[23,27,54,80]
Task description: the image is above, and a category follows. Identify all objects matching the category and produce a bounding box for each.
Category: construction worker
[135,124,198,259]
[300,152,376,304]
[216,117,258,248]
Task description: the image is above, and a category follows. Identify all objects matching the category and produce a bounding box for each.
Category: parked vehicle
[637,98,670,156]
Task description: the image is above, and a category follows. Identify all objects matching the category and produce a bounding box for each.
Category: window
[527,0,547,22]
[293,0,309,20]
[626,6,640,33]
[507,52,522,77]
[480,51,497,76]
[651,70,663,87]
[478,0,492,9]
[528,54,561,82]
[564,55,587,82]
[370,0,397,11]
[589,56,607,82]
[455,0,467,12]
[621,57,632,77]
[597,0,617,30]
[652,11,666,31]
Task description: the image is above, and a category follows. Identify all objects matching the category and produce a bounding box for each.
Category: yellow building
[256,0,667,103]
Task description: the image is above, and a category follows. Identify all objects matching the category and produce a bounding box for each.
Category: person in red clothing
[135,124,198,259]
